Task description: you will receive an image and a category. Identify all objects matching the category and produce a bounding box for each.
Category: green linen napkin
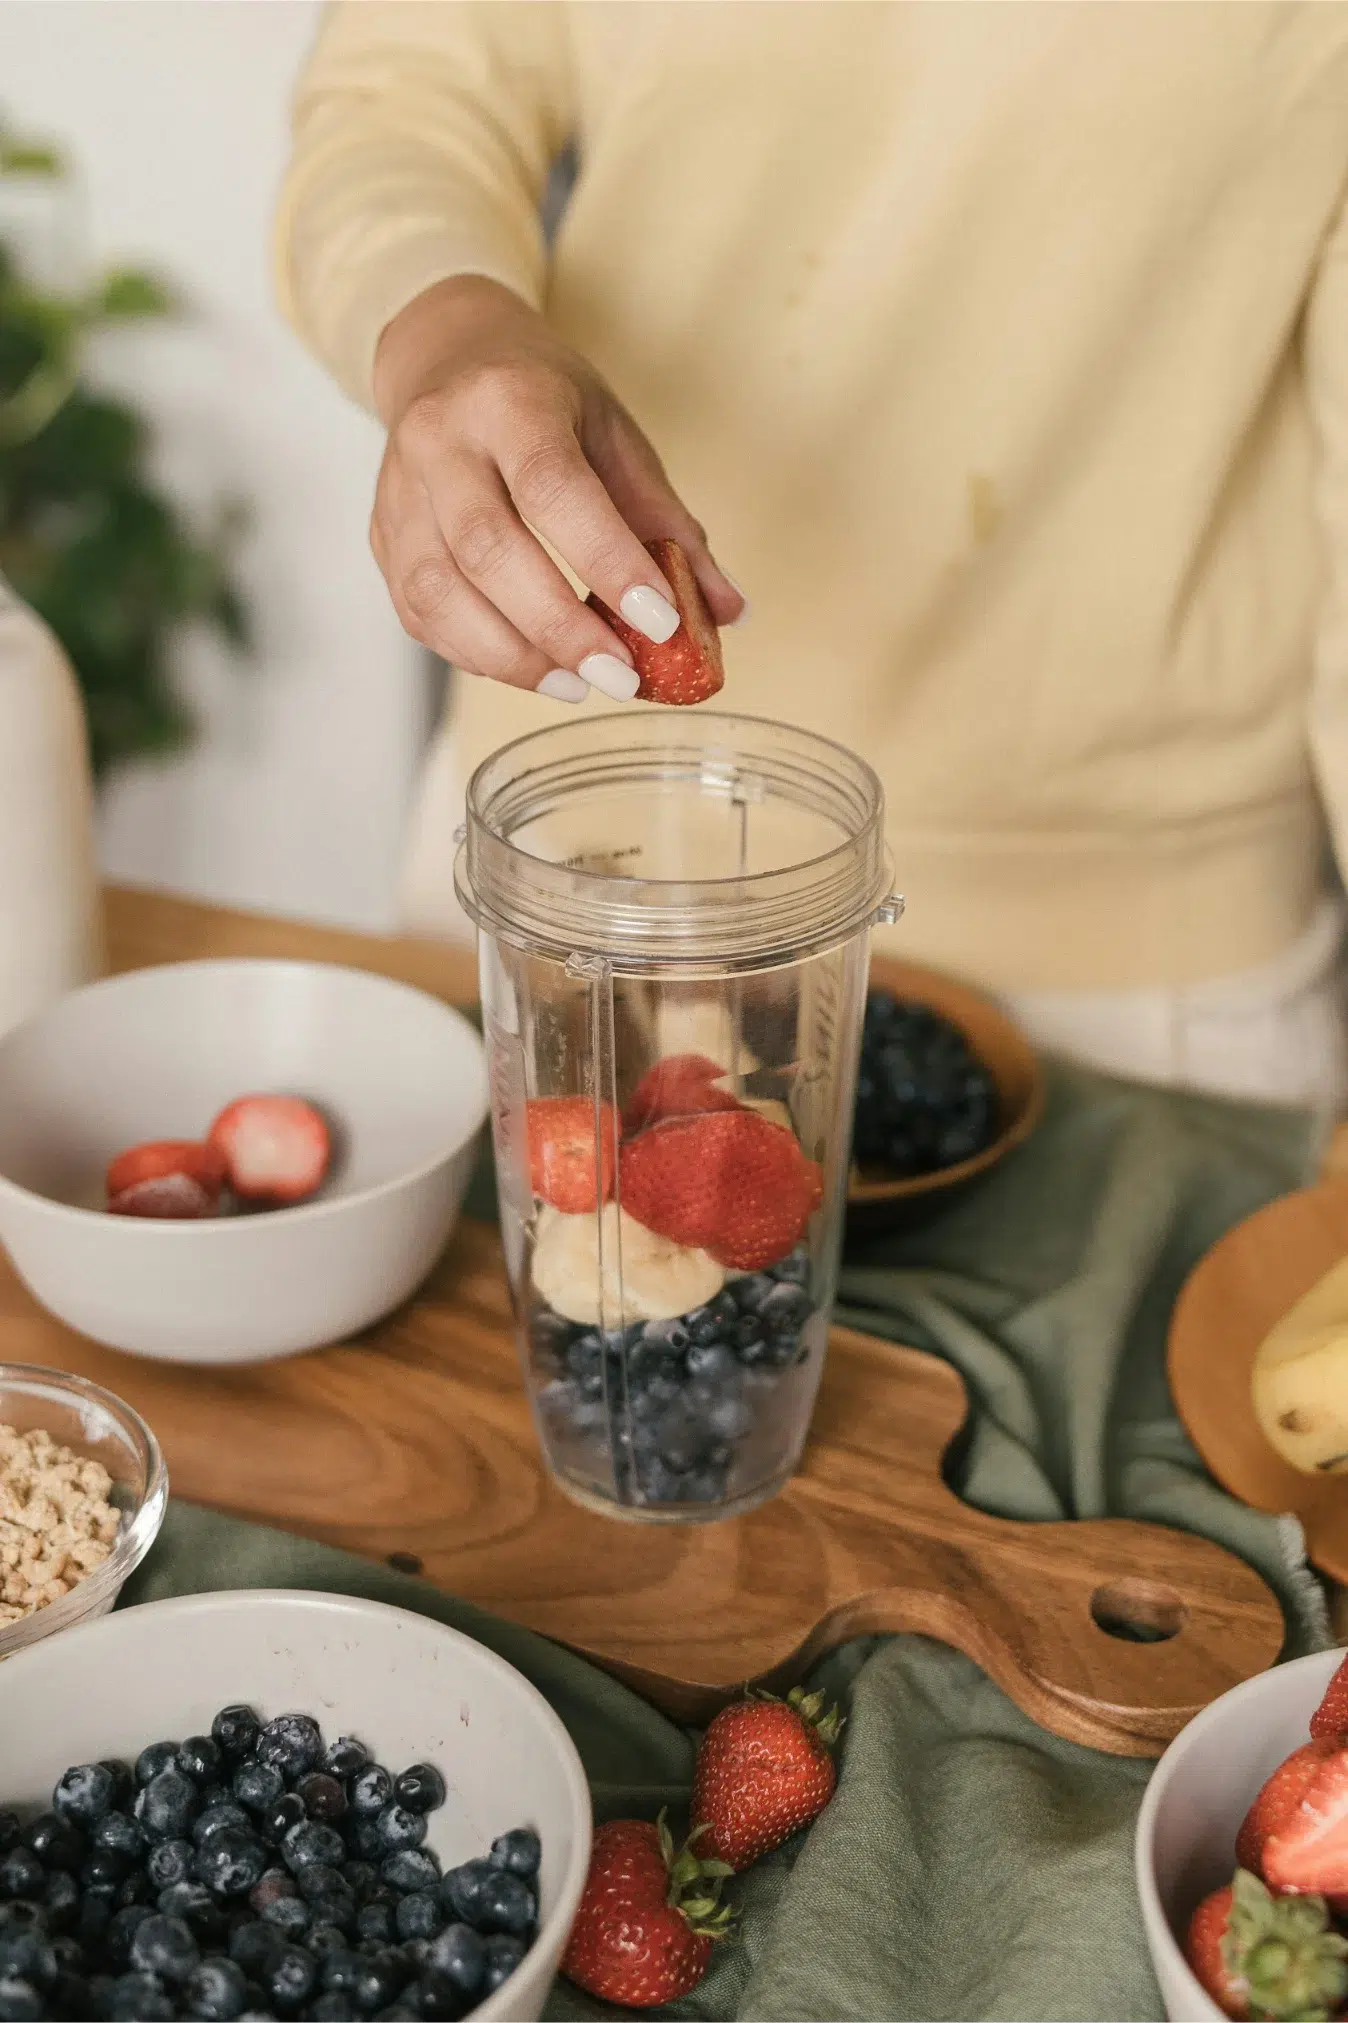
[121,1060,1332,2021]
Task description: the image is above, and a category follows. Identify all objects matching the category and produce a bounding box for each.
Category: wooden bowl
[1169,1180,1348,1584]
[846,956,1044,1228]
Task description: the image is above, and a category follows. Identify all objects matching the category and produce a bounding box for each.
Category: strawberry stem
[1223,1868,1348,2020]
[656,1812,738,1940]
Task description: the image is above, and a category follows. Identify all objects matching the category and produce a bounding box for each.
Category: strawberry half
[588,539,724,706]
[622,1054,741,1137]
[619,1106,823,1271]
[526,1097,618,1214]
[208,1095,331,1207]
[1236,1740,1337,1877]
[107,1173,216,1220]
[1261,1746,1348,1897]
[105,1138,227,1206]
[561,1813,733,2009]
[1184,1870,1348,2021]
[1311,1653,1348,1742]
[692,1687,841,1872]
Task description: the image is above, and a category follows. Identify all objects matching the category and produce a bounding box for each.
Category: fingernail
[719,568,750,624]
[619,584,680,645]
[536,668,589,703]
[579,652,641,702]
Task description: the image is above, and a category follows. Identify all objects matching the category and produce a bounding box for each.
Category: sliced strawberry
[588,539,724,706]
[1312,1654,1348,1742]
[1237,1740,1338,1877]
[108,1172,216,1220]
[619,1106,823,1271]
[208,1095,331,1207]
[105,1138,227,1204]
[1262,1747,1348,1896]
[527,1097,618,1214]
[622,1055,741,1137]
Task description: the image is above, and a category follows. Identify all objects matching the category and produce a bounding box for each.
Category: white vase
[0,577,104,1039]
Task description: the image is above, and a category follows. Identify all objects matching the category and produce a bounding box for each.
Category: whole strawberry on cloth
[1184,1868,1348,2021]
[692,1686,843,1871]
[561,1813,734,2008]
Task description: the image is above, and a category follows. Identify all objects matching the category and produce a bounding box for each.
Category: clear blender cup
[455,711,899,1523]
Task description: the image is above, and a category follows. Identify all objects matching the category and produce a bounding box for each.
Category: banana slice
[1252,1256,1348,1473]
[531,1202,725,1327]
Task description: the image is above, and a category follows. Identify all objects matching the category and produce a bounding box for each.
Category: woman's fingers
[587,402,747,627]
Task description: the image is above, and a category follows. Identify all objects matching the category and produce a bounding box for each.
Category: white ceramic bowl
[0,959,488,1363]
[1136,1647,1343,2021]
[0,1589,592,2021]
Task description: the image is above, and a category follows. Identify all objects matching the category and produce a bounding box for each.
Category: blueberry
[263,1792,306,1845]
[265,1941,317,2010]
[135,1742,180,1788]
[352,1950,409,2014]
[355,1899,394,1948]
[229,1918,282,1977]
[196,1828,268,1897]
[105,1901,153,1968]
[75,1892,111,1950]
[249,1868,295,1912]
[347,1819,384,1864]
[23,1812,84,1873]
[41,1871,77,1932]
[284,1818,345,1872]
[256,1714,322,1780]
[139,1769,200,1841]
[94,1811,146,1864]
[341,1861,377,1902]
[304,1922,348,1957]
[321,1737,368,1782]
[489,1829,540,1880]
[48,1969,94,2021]
[82,1847,130,1890]
[0,1827,16,1863]
[261,1893,310,1938]
[308,1996,358,2023]
[641,1316,691,1351]
[348,1768,393,1820]
[372,1807,424,1856]
[146,1837,195,1892]
[108,1971,175,2021]
[759,1281,812,1338]
[185,1956,247,2021]
[194,1802,251,1848]
[158,1880,227,1940]
[392,1765,444,1817]
[209,1705,260,1760]
[296,1862,346,1904]
[296,1771,347,1821]
[307,1890,355,1935]
[51,1762,116,1827]
[0,1935,53,1990]
[705,1394,754,1442]
[380,1849,439,1895]
[319,1947,363,1995]
[427,1922,485,1998]
[131,1909,199,1982]
[395,1891,443,1942]
[473,1871,535,1937]
[771,1245,810,1286]
[482,1932,526,1994]
[100,1760,136,1808]
[0,1851,42,1902]
[439,1861,491,1922]
[684,1341,740,1386]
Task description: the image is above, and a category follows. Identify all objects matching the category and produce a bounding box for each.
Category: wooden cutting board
[0,1213,1282,1757]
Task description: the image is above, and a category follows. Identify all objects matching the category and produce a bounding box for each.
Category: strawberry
[692,1687,842,1872]
[1183,1869,1348,2021]
[208,1094,331,1207]
[560,1813,733,2008]
[107,1172,216,1220]
[622,1054,741,1136]
[105,1138,227,1205]
[618,1107,823,1271]
[526,1097,618,1213]
[1261,1747,1348,1897]
[1236,1741,1338,1876]
[1311,1653,1348,1742]
[588,539,724,706]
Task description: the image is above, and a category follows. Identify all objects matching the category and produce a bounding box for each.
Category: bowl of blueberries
[847,957,1043,1226]
[0,1589,591,2022]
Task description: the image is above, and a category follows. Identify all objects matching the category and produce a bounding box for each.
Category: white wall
[2,0,427,931]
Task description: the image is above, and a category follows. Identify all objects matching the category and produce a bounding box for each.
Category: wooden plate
[847,956,1045,1224]
[1169,1181,1348,1582]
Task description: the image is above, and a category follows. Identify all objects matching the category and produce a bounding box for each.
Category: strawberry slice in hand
[622,1055,741,1136]
[527,1097,618,1213]
[1184,1869,1348,2021]
[619,1106,823,1271]
[589,539,725,706]
[561,1813,733,2009]
[208,1095,331,1207]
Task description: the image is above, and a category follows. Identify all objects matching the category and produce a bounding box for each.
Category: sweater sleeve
[274,1,573,412]
[1304,181,1348,890]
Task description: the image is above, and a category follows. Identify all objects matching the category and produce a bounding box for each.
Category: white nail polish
[619,584,680,645]
[720,569,750,623]
[536,668,589,703]
[578,653,641,702]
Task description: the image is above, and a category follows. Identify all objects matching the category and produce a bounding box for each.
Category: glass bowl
[0,1364,167,1659]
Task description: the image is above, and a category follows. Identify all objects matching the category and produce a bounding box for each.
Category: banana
[531,1202,725,1327]
[1251,1255,1348,1474]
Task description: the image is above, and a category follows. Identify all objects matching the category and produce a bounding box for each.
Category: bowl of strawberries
[1137,1645,1348,2021]
[0,958,487,1363]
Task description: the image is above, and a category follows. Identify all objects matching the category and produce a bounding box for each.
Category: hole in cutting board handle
[1090,1579,1187,1644]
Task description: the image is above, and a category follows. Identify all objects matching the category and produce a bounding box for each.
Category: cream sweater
[278,1,1348,993]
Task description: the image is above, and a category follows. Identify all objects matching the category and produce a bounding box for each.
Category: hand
[370,277,744,702]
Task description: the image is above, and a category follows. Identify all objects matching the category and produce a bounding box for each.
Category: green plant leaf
[0,143,63,178]
[94,269,173,320]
